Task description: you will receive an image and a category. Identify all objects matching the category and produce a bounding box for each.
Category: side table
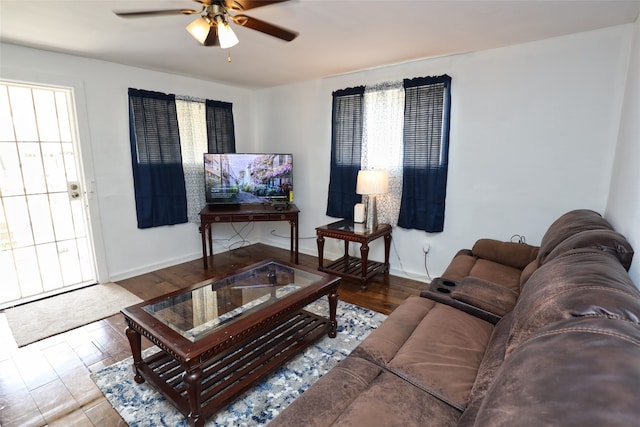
[316,220,392,290]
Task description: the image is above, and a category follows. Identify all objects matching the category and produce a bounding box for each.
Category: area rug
[4,282,142,347]
[91,299,387,426]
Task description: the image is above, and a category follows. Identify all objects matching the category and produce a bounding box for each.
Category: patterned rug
[91,299,387,426]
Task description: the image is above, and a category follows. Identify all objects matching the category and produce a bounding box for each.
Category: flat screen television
[204,153,293,205]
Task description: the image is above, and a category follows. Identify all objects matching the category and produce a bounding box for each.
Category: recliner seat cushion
[384,303,494,409]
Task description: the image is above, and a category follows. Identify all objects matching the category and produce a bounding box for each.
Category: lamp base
[365,195,378,230]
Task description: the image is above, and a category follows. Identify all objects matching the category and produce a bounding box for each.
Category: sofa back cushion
[472,317,640,427]
[537,209,613,265]
[544,229,634,270]
[506,249,640,356]
[471,239,539,270]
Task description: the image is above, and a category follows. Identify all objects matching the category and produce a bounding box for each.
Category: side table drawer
[269,213,296,221]
[233,214,270,222]
[208,215,232,222]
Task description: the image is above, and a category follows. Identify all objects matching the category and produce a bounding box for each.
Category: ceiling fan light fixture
[216,16,239,49]
[187,16,218,46]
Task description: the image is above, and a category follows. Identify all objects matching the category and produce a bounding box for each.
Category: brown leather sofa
[270,209,639,426]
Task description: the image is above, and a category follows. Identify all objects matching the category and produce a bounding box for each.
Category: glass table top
[142,261,324,342]
[325,219,368,234]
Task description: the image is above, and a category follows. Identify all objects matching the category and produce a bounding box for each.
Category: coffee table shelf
[135,310,330,419]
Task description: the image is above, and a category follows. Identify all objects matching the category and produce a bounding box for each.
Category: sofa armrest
[450,277,519,317]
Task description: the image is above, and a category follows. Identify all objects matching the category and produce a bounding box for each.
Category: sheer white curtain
[361,82,404,226]
[176,98,208,223]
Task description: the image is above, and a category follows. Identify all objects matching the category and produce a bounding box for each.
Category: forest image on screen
[204,154,293,204]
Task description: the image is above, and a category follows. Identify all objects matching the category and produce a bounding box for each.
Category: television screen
[204,153,293,205]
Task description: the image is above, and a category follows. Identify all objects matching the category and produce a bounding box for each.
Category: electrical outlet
[423,242,431,254]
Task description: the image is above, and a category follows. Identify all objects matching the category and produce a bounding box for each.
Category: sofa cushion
[355,296,436,365]
[537,209,612,265]
[518,259,538,290]
[506,249,640,355]
[544,229,634,270]
[455,311,514,427]
[473,317,640,427]
[331,369,463,427]
[471,239,539,270]
[384,303,494,410]
[467,259,522,293]
[267,355,385,427]
[353,297,494,411]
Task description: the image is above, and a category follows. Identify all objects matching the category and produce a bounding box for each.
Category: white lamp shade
[187,17,213,45]
[217,20,239,48]
[356,170,389,195]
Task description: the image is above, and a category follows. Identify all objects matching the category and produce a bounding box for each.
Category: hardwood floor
[0,243,426,426]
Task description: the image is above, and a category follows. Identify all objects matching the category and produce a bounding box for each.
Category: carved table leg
[184,367,204,427]
[328,288,338,338]
[125,325,144,384]
[317,234,325,270]
[360,242,370,290]
[384,232,391,275]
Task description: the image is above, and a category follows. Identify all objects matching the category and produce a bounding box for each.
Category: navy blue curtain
[397,75,452,232]
[326,86,365,219]
[128,88,187,229]
[206,100,236,153]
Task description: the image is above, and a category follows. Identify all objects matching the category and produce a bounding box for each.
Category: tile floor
[0,311,153,426]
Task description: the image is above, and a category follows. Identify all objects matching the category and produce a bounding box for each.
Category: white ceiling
[1,0,640,89]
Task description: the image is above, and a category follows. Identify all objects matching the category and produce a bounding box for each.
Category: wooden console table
[316,220,391,290]
[199,204,299,269]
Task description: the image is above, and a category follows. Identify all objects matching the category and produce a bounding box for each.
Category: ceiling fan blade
[224,0,290,12]
[233,14,298,41]
[115,8,201,18]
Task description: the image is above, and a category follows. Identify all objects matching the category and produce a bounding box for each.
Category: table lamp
[356,169,389,230]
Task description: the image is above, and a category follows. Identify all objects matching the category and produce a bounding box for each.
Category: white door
[0,81,96,308]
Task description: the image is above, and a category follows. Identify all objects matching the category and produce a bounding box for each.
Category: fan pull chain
[227,49,232,62]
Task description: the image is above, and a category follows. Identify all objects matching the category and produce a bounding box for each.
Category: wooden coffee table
[121,260,340,427]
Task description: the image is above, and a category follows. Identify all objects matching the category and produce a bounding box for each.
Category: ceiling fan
[115,0,298,49]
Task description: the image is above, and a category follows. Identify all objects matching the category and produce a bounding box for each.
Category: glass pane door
[0,81,96,308]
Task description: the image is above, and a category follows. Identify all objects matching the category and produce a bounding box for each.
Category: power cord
[423,250,432,282]
[270,229,317,240]
[511,234,526,244]
[213,222,255,251]
[391,238,431,282]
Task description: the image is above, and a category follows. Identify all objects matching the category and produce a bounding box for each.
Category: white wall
[607,17,640,286]
[255,25,633,281]
[1,22,636,285]
[0,43,255,281]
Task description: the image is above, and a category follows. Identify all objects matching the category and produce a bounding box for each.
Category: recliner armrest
[421,277,506,324]
[450,276,519,317]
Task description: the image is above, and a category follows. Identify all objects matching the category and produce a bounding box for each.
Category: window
[327,75,452,232]
[128,89,235,229]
